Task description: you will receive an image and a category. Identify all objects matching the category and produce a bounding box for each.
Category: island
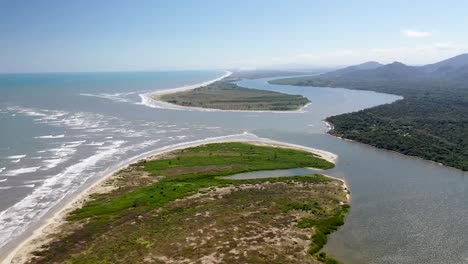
[13,142,349,264]
[156,80,311,111]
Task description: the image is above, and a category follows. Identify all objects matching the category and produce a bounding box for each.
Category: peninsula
[156,80,311,111]
[11,142,348,264]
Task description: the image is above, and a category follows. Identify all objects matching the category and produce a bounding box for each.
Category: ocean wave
[34,135,65,139]
[6,106,112,132]
[86,142,105,146]
[6,155,26,159]
[41,157,69,170]
[0,184,35,190]
[3,167,41,177]
[79,92,136,103]
[0,140,127,249]
[35,142,85,171]
[23,179,44,184]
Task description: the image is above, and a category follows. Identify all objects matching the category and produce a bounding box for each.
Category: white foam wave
[10,159,21,163]
[23,179,44,184]
[20,184,35,188]
[34,135,65,139]
[0,167,5,173]
[0,184,35,190]
[3,167,41,177]
[41,158,68,170]
[0,178,7,183]
[80,92,135,103]
[0,140,127,248]
[6,155,26,159]
[86,142,105,146]
[6,107,117,133]
[85,128,107,132]
[36,142,83,171]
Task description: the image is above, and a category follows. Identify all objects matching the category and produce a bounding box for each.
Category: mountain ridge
[321,53,468,82]
[269,53,468,171]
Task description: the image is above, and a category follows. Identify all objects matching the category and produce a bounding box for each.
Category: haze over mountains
[322,53,468,82]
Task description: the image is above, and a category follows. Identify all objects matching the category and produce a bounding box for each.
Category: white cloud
[402,29,434,38]
[226,42,468,68]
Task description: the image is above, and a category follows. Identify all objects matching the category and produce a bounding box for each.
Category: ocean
[0,71,240,252]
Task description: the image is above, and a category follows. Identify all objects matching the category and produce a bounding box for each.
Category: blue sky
[1,0,468,72]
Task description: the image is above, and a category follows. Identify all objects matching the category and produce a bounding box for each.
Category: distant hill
[323,61,383,77]
[321,53,468,82]
[340,61,423,80]
[422,53,468,73]
[269,54,468,171]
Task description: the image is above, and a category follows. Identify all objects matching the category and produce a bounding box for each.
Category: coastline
[140,71,311,113]
[139,70,233,110]
[325,120,464,171]
[5,134,339,264]
[323,173,350,201]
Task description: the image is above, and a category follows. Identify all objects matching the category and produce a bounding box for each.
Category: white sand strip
[5,133,338,264]
[139,71,311,113]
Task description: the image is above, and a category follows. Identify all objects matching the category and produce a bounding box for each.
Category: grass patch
[30,142,346,264]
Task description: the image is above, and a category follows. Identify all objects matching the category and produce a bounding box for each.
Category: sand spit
[5,134,339,264]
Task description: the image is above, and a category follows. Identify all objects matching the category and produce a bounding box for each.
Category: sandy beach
[5,134,338,264]
[139,70,233,110]
[140,71,312,113]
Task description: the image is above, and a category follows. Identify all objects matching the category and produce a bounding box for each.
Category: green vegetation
[298,204,350,254]
[29,142,346,264]
[289,200,349,264]
[271,76,468,171]
[159,80,310,111]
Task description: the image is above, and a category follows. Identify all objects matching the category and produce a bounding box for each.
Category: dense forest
[271,55,468,171]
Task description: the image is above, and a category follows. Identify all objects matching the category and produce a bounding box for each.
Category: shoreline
[325,121,464,172]
[140,71,311,113]
[322,173,351,201]
[139,70,233,110]
[5,134,339,264]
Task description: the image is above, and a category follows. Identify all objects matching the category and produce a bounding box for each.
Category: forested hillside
[271,55,468,171]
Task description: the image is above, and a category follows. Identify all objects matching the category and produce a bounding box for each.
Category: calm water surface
[0,71,466,263]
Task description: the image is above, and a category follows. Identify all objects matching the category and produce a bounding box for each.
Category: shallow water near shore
[1,71,467,263]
